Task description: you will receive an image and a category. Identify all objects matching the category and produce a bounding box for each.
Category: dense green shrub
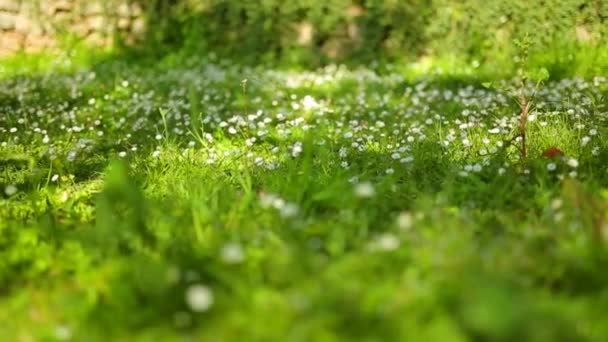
[426,0,607,72]
[135,0,430,64]
[133,0,606,67]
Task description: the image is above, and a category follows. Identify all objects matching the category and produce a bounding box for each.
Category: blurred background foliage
[127,0,607,73]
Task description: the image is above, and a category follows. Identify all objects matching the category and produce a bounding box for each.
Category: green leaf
[535,67,550,81]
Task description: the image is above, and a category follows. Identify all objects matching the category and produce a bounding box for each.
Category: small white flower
[567,158,579,168]
[54,325,72,341]
[551,198,563,210]
[374,233,400,252]
[66,150,77,162]
[343,132,353,139]
[498,168,506,175]
[185,284,214,312]
[547,163,556,171]
[391,152,400,159]
[272,197,285,210]
[51,174,59,182]
[354,182,375,198]
[4,184,17,196]
[291,142,303,157]
[472,164,482,172]
[589,129,598,136]
[118,151,127,158]
[569,171,578,178]
[228,127,237,134]
[259,192,278,208]
[396,212,413,230]
[302,95,319,110]
[152,150,161,158]
[581,136,591,146]
[385,168,394,175]
[221,243,245,264]
[280,203,299,218]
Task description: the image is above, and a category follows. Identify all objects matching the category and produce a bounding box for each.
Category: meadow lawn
[1,50,608,341]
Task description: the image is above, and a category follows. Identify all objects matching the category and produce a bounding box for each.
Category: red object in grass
[542,147,565,158]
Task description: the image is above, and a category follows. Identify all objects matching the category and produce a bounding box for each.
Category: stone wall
[0,0,144,55]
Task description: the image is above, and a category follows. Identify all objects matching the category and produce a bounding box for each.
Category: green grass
[1,49,608,341]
